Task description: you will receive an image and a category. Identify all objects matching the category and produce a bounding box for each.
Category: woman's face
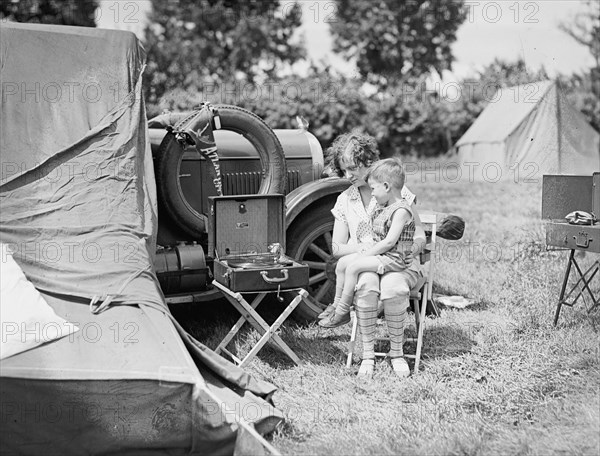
[339,154,369,187]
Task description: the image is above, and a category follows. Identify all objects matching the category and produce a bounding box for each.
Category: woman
[323,132,426,378]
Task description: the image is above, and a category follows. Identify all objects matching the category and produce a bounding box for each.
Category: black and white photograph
[1,1,599,454]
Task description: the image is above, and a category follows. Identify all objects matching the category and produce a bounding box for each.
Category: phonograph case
[208,194,309,292]
[542,173,599,253]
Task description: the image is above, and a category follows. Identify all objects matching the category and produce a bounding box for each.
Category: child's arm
[360,208,410,257]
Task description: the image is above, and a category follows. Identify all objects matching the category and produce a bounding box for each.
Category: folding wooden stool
[213,282,308,367]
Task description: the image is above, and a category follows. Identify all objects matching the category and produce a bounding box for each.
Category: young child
[319,157,415,328]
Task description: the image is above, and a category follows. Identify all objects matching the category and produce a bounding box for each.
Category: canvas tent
[455,80,600,180]
[0,22,283,455]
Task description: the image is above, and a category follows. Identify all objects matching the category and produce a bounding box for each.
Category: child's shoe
[390,357,410,378]
[357,359,374,378]
[317,303,336,320]
[318,311,351,328]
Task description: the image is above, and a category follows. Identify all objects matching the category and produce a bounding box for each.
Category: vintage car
[147,105,350,319]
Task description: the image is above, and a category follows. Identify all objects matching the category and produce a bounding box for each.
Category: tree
[329,0,467,85]
[238,68,370,148]
[559,72,600,133]
[559,0,600,72]
[558,0,599,128]
[143,0,305,109]
[363,58,552,157]
[0,0,97,26]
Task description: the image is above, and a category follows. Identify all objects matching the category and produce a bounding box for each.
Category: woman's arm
[330,219,359,259]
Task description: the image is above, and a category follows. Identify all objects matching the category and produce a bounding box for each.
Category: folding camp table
[552,249,599,325]
[213,281,308,367]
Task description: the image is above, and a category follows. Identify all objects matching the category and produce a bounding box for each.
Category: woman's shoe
[390,357,410,378]
[317,303,336,320]
[318,312,351,328]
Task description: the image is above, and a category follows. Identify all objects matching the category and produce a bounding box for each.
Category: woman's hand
[358,242,376,255]
[403,240,424,267]
[403,250,414,267]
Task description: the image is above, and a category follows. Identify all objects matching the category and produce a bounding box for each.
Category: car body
[149,124,348,319]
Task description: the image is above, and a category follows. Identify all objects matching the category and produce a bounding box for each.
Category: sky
[97,0,596,80]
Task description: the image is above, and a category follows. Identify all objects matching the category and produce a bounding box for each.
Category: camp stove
[542,173,599,324]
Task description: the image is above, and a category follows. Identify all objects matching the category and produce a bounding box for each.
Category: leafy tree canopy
[143,0,305,107]
[329,0,467,85]
[559,0,599,118]
[559,0,600,67]
[0,0,97,26]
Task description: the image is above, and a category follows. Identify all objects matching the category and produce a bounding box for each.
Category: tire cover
[154,105,287,238]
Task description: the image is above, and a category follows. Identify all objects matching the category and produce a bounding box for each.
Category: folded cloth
[565,211,597,225]
[0,243,78,360]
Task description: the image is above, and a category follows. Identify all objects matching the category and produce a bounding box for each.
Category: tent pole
[556,80,562,173]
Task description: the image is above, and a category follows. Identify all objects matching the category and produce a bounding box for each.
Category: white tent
[455,80,600,180]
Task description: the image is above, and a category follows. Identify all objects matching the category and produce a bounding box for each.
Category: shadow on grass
[402,323,477,371]
[237,329,349,369]
[169,298,348,368]
[168,298,239,340]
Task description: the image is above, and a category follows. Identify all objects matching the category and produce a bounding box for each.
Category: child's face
[369,178,390,205]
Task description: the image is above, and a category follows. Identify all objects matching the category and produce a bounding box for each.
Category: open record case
[208,194,309,292]
[542,173,599,253]
[542,173,599,325]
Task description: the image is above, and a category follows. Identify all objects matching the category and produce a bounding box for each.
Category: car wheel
[285,200,338,321]
[155,105,287,239]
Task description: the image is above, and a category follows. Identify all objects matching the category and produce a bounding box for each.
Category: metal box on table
[542,173,600,253]
[208,194,309,292]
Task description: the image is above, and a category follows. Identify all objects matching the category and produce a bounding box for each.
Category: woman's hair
[366,157,406,190]
[325,130,380,177]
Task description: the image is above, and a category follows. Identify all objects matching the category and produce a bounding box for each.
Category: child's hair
[366,157,406,190]
[324,131,380,177]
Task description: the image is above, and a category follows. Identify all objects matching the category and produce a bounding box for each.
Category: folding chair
[346,212,438,374]
[213,281,309,367]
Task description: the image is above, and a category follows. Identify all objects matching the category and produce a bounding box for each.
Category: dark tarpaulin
[0,22,282,455]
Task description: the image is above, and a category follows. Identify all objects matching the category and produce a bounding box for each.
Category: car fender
[285,177,352,228]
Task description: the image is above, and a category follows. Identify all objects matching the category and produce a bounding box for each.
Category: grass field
[174,176,600,456]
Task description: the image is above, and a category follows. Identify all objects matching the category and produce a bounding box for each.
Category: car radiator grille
[222,170,301,194]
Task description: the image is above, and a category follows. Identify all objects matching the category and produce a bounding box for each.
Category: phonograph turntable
[223,251,294,269]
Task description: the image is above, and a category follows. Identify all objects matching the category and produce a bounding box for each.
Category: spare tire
[155,105,287,238]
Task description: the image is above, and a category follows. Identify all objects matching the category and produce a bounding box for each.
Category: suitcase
[208,194,309,292]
